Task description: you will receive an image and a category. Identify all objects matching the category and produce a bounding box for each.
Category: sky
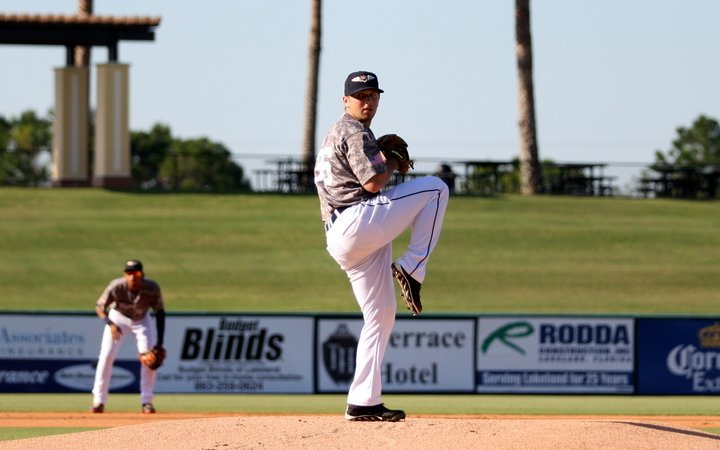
[2,1,719,188]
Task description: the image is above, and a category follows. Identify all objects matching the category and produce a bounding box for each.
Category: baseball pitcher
[314,71,449,421]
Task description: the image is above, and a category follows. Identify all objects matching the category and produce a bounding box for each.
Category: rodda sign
[476,317,634,393]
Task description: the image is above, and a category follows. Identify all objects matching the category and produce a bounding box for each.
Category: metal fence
[235,154,718,199]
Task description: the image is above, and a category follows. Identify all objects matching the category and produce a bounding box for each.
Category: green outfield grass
[0,427,100,442]
[0,188,718,315]
[1,393,719,416]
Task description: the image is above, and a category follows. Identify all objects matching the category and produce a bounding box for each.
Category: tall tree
[0,111,52,186]
[129,123,249,191]
[130,123,174,189]
[515,0,543,194]
[157,137,250,191]
[0,115,14,184]
[651,115,720,198]
[301,0,322,192]
[74,0,93,67]
[74,0,94,179]
[655,115,720,167]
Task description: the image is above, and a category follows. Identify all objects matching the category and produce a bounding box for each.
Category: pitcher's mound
[3,416,719,449]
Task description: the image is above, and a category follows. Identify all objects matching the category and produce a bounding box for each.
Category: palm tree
[74,0,93,181]
[515,0,543,194]
[301,0,322,192]
[74,0,93,67]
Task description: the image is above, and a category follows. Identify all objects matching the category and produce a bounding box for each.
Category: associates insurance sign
[476,316,634,393]
[0,314,140,393]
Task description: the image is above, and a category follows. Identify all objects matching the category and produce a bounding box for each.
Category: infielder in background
[90,259,166,414]
[314,71,449,421]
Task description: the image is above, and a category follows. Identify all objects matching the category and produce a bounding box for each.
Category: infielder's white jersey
[314,112,449,407]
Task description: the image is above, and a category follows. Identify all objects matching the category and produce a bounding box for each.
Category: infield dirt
[1,413,720,449]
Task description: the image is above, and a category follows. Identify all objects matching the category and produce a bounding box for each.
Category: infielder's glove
[377,134,414,174]
[139,345,166,370]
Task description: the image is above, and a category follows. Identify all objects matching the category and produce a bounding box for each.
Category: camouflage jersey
[314,113,388,223]
[96,277,164,321]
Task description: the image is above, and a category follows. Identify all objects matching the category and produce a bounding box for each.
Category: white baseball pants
[325,175,449,406]
[91,309,157,405]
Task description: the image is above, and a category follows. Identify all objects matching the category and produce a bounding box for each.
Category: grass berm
[0,188,718,314]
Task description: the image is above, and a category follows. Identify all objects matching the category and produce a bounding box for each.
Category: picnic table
[639,165,719,199]
[259,158,314,193]
[547,163,615,196]
[457,160,516,195]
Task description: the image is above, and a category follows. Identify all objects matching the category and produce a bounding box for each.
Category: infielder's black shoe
[90,404,104,413]
[392,263,422,315]
[142,403,156,414]
[345,403,406,422]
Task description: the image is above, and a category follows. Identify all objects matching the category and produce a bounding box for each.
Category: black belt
[324,206,349,231]
[331,206,348,223]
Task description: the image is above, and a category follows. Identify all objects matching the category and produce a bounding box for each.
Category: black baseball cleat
[345,403,406,422]
[391,263,422,315]
[90,404,104,413]
[142,403,156,414]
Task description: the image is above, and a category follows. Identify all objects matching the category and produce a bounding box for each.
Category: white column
[51,66,89,186]
[94,63,132,188]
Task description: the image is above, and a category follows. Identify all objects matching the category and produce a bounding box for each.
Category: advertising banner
[10,312,720,396]
[316,317,475,393]
[0,313,314,394]
[156,315,314,393]
[476,316,634,393]
[636,318,720,394]
[0,314,139,393]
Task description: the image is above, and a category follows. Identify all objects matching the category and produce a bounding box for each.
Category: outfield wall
[0,312,718,395]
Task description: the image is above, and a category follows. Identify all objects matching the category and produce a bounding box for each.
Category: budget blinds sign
[476,317,634,393]
[155,315,314,393]
[636,318,720,394]
[316,317,475,393]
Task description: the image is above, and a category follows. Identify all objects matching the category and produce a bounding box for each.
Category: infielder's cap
[124,259,143,273]
[344,71,384,96]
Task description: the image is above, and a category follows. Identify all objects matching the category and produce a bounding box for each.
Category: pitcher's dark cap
[344,71,384,96]
[124,259,143,273]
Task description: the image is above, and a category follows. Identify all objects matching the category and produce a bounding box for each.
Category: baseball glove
[139,346,166,370]
[377,134,414,174]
